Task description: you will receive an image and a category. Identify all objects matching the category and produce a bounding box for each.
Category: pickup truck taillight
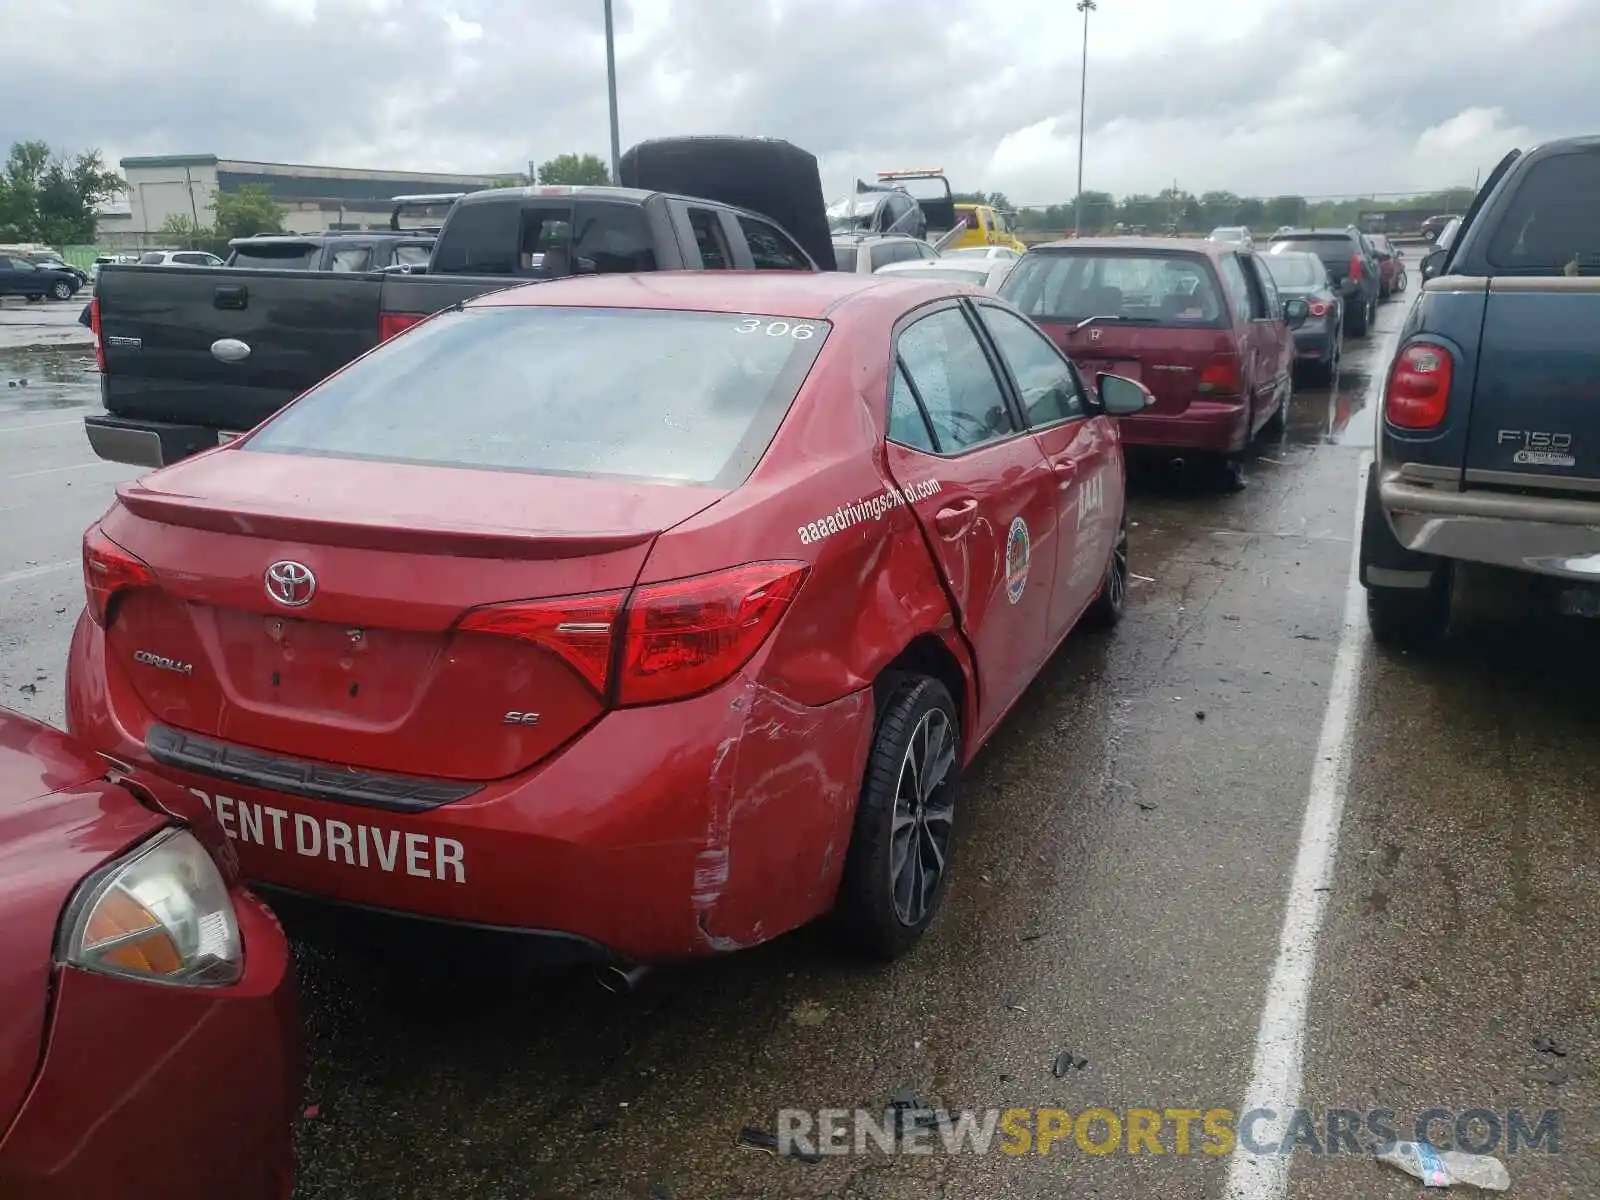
[1385,343,1454,430]
[379,312,427,342]
[90,296,104,373]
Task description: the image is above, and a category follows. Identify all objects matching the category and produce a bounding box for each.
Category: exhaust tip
[595,964,651,994]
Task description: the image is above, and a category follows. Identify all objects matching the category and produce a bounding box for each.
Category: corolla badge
[133,650,193,676]
[264,560,317,607]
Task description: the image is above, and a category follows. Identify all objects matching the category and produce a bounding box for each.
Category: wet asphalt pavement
[1,280,1594,1199]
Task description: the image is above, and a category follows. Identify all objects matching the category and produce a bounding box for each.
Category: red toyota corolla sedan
[0,707,298,1199]
[65,271,1152,966]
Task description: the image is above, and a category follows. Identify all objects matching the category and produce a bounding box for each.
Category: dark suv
[1266,228,1381,336]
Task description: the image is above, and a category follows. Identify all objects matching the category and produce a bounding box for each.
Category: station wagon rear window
[999,251,1227,326]
[245,306,831,487]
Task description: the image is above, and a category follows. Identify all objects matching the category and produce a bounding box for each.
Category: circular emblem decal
[1004,517,1030,605]
[264,560,317,608]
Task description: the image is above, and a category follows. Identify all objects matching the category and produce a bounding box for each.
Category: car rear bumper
[1376,471,1600,580]
[0,890,299,1200]
[66,613,875,963]
[1115,399,1251,455]
[84,414,229,469]
[1292,325,1337,359]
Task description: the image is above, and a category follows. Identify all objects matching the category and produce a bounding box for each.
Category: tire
[837,676,962,960]
[618,135,835,271]
[1346,298,1369,337]
[51,279,71,301]
[1367,569,1453,652]
[25,293,42,304]
[1259,387,1288,437]
[1216,455,1248,492]
[1085,517,1130,627]
[1395,270,1407,294]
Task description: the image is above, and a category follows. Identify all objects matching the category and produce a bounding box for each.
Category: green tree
[1199,190,1241,228]
[0,140,124,243]
[1263,195,1307,229]
[537,153,611,186]
[213,184,285,240]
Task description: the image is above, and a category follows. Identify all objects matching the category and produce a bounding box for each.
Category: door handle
[213,284,248,310]
[933,499,978,537]
[1052,460,1077,491]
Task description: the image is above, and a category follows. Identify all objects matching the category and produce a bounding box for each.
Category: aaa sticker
[1005,516,1030,605]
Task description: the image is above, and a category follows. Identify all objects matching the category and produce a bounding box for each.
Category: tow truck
[876,168,1028,254]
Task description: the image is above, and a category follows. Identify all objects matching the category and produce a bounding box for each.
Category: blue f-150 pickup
[1361,134,1600,648]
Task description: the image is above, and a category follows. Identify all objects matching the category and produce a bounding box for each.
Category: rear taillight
[84,524,153,627]
[378,312,427,342]
[1196,354,1243,395]
[457,589,625,696]
[618,562,808,707]
[89,296,104,373]
[1384,343,1455,430]
[1348,253,1363,281]
[1308,300,1330,317]
[457,562,808,707]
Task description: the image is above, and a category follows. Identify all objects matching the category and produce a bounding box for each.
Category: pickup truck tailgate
[97,265,385,428]
[1464,277,1600,485]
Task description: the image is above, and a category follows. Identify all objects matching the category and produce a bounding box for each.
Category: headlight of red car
[56,828,243,987]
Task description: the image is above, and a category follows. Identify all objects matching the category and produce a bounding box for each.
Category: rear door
[1000,248,1237,416]
[96,265,385,429]
[971,301,1119,639]
[883,302,1058,738]
[1463,143,1600,488]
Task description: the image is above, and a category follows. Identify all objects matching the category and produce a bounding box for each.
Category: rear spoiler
[390,193,466,234]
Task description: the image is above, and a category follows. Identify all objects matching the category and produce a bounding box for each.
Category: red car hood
[0,709,165,1137]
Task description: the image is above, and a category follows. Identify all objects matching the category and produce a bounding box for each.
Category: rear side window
[976,306,1086,426]
[573,202,657,273]
[1486,150,1600,273]
[228,243,320,270]
[430,201,522,275]
[1217,255,1253,323]
[394,243,433,266]
[688,208,732,269]
[1000,252,1226,326]
[245,307,830,487]
[737,216,810,270]
[888,364,938,452]
[833,244,858,272]
[895,307,1015,453]
[330,245,373,272]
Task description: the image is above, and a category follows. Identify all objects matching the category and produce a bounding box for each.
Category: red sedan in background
[0,708,299,1200]
[65,271,1153,967]
[999,238,1308,490]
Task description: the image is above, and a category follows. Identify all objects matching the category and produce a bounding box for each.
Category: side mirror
[1098,372,1155,415]
[1282,297,1309,329]
[1421,248,1446,281]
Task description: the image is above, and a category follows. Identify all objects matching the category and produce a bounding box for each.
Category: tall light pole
[1074,0,1096,236]
[603,0,622,184]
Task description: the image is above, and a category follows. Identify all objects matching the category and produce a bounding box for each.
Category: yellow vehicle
[875,169,1028,254]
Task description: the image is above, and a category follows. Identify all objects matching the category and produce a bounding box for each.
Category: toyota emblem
[1089,328,1104,342]
[264,560,316,607]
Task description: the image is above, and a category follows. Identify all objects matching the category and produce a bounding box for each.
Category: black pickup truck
[1361,134,1600,647]
[85,137,835,468]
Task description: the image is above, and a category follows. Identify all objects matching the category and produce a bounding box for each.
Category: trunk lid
[101,450,726,783]
[1463,278,1600,486]
[1036,319,1235,416]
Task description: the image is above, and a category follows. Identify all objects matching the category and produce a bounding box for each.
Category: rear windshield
[245,306,831,487]
[999,251,1227,326]
[1270,236,1353,268]
[1486,149,1600,273]
[229,243,319,270]
[1262,253,1325,288]
[832,244,858,272]
[885,266,991,284]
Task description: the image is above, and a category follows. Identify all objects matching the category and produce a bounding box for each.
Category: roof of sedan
[471,271,982,318]
[1028,236,1221,255]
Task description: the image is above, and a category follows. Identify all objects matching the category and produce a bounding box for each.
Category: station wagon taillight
[456,562,809,707]
[378,312,427,342]
[1197,354,1243,395]
[1384,343,1455,430]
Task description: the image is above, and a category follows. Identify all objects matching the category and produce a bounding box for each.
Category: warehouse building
[97,154,512,247]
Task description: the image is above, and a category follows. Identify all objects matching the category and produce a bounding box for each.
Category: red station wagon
[0,708,299,1199]
[999,238,1307,489]
[65,272,1155,970]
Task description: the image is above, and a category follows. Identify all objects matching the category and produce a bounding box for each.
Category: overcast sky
[5,0,1595,206]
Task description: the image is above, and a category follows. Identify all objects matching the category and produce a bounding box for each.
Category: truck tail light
[1385,343,1455,430]
[378,312,427,342]
[90,295,104,373]
[84,523,153,627]
[1196,354,1243,395]
[456,563,808,706]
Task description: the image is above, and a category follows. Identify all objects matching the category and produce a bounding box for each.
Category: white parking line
[0,417,81,436]
[1223,455,1371,1200]
[0,559,75,590]
[7,461,112,481]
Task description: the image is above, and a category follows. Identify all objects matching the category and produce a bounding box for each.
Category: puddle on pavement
[1285,367,1376,448]
[0,345,99,414]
